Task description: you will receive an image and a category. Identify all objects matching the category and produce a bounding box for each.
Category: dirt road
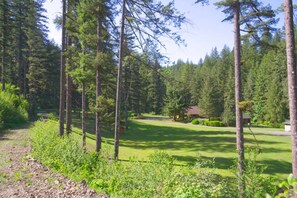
[0,126,105,198]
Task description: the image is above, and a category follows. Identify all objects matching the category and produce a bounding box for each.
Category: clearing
[72,117,292,179]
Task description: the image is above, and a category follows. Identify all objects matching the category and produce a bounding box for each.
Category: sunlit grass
[71,116,292,179]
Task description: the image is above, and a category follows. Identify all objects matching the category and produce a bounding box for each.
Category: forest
[1,0,297,197]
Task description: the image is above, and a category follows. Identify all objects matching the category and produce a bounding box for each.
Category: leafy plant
[191,118,200,125]
[201,120,224,127]
[0,83,28,128]
[47,113,59,121]
[267,174,297,198]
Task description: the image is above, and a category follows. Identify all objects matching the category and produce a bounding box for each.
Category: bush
[0,84,28,128]
[202,120,224,127]
[262,121,284,129]
[47,113,59,121]
[191,118,200,125]
[241,148,277,197]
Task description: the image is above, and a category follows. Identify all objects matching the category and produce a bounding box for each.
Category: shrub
[0,84,28,128]
[262,121,284,129]
[202,120,224,127]
[241,148,277,197]
[47,113,59,121]
[191,118,200,125]
[268,174,297,198]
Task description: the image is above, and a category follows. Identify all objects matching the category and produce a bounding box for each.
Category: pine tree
[25,0,48,118]
[0,0,9,90]
[165,83,191,121]
[214,0,276,196]
[59,0,67,136]
[263,49,287,123]
[198,74,220,119]
[222,65,235,126]
[284,0,297,183]
[114,0,126,159]
[75,0,116,149]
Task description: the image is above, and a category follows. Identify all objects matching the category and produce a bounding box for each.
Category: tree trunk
[234,1,244,197]
[66,36,72,134]
[29,90,35,120]
[1,0,7,91]
[284,0,297,190]
[23,60,28,96]
[124,66,129,130]
[59,0,67,137]
[95,15,102,152]
[114,0,126,160]
[82,81,86,148]
[17,24,23,92]
[66,73,72,134]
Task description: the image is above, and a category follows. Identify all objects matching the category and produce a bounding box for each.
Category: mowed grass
[72,116,292,178]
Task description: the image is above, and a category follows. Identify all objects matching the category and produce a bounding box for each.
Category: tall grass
[30,120,277,197]
[0,84,28,128]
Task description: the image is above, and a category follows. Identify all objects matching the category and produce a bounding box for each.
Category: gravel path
[0,126,106,198]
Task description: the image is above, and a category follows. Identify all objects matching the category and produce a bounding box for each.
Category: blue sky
[43,0,283,65]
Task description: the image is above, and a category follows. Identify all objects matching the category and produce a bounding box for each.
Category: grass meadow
[71,115,292,179]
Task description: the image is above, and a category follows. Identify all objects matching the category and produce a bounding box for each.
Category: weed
[13,171,22,181]
[0,172,7,183]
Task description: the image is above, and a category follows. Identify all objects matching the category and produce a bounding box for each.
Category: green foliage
[269,174,297,198]
[241,149,277,197]
[239,100,253,112]
[164,83,191,121]
[0,84,28,128]
[198,75,221,119]
[191,118,200,125]
[261,121,284,129]
[31,120,279,197]
[201,120,224,127]
[92,96,115,125]
[47,113,59,121]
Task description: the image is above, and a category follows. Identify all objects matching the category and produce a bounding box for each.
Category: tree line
[166,31,287,126]
[0,0,60,116]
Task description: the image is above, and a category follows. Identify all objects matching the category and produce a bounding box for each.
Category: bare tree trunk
[23,60,28,96]
[234,1,244,197]
[82,81,86,148]
[1,35,5,91]
[59,0,67,136]
[284,0,297,192]
[17,25,23,92]
[95,15,102,152]
[66,73,72,134]
[1,0,7,91]
[29,90,35,120]
[66,36,72,134]
[124,66,129,130]
[114,0,126,160]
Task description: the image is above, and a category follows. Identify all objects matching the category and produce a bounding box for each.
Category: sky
[43,0,283,65]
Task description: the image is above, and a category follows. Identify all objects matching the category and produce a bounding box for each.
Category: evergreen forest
[2,0,297,197]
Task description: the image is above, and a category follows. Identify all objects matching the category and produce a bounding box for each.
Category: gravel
[0,127,107,198]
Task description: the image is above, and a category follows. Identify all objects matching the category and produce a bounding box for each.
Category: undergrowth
[31,120,278,197]
[0,84,28,129]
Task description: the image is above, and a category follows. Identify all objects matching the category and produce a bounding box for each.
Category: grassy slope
[72,117,291,178]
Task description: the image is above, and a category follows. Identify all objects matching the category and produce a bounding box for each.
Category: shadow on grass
[72,116,292,176]
[120,121,284,152]
[261,159,292,174]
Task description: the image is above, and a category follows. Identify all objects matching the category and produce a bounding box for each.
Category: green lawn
[72,117,292,178]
